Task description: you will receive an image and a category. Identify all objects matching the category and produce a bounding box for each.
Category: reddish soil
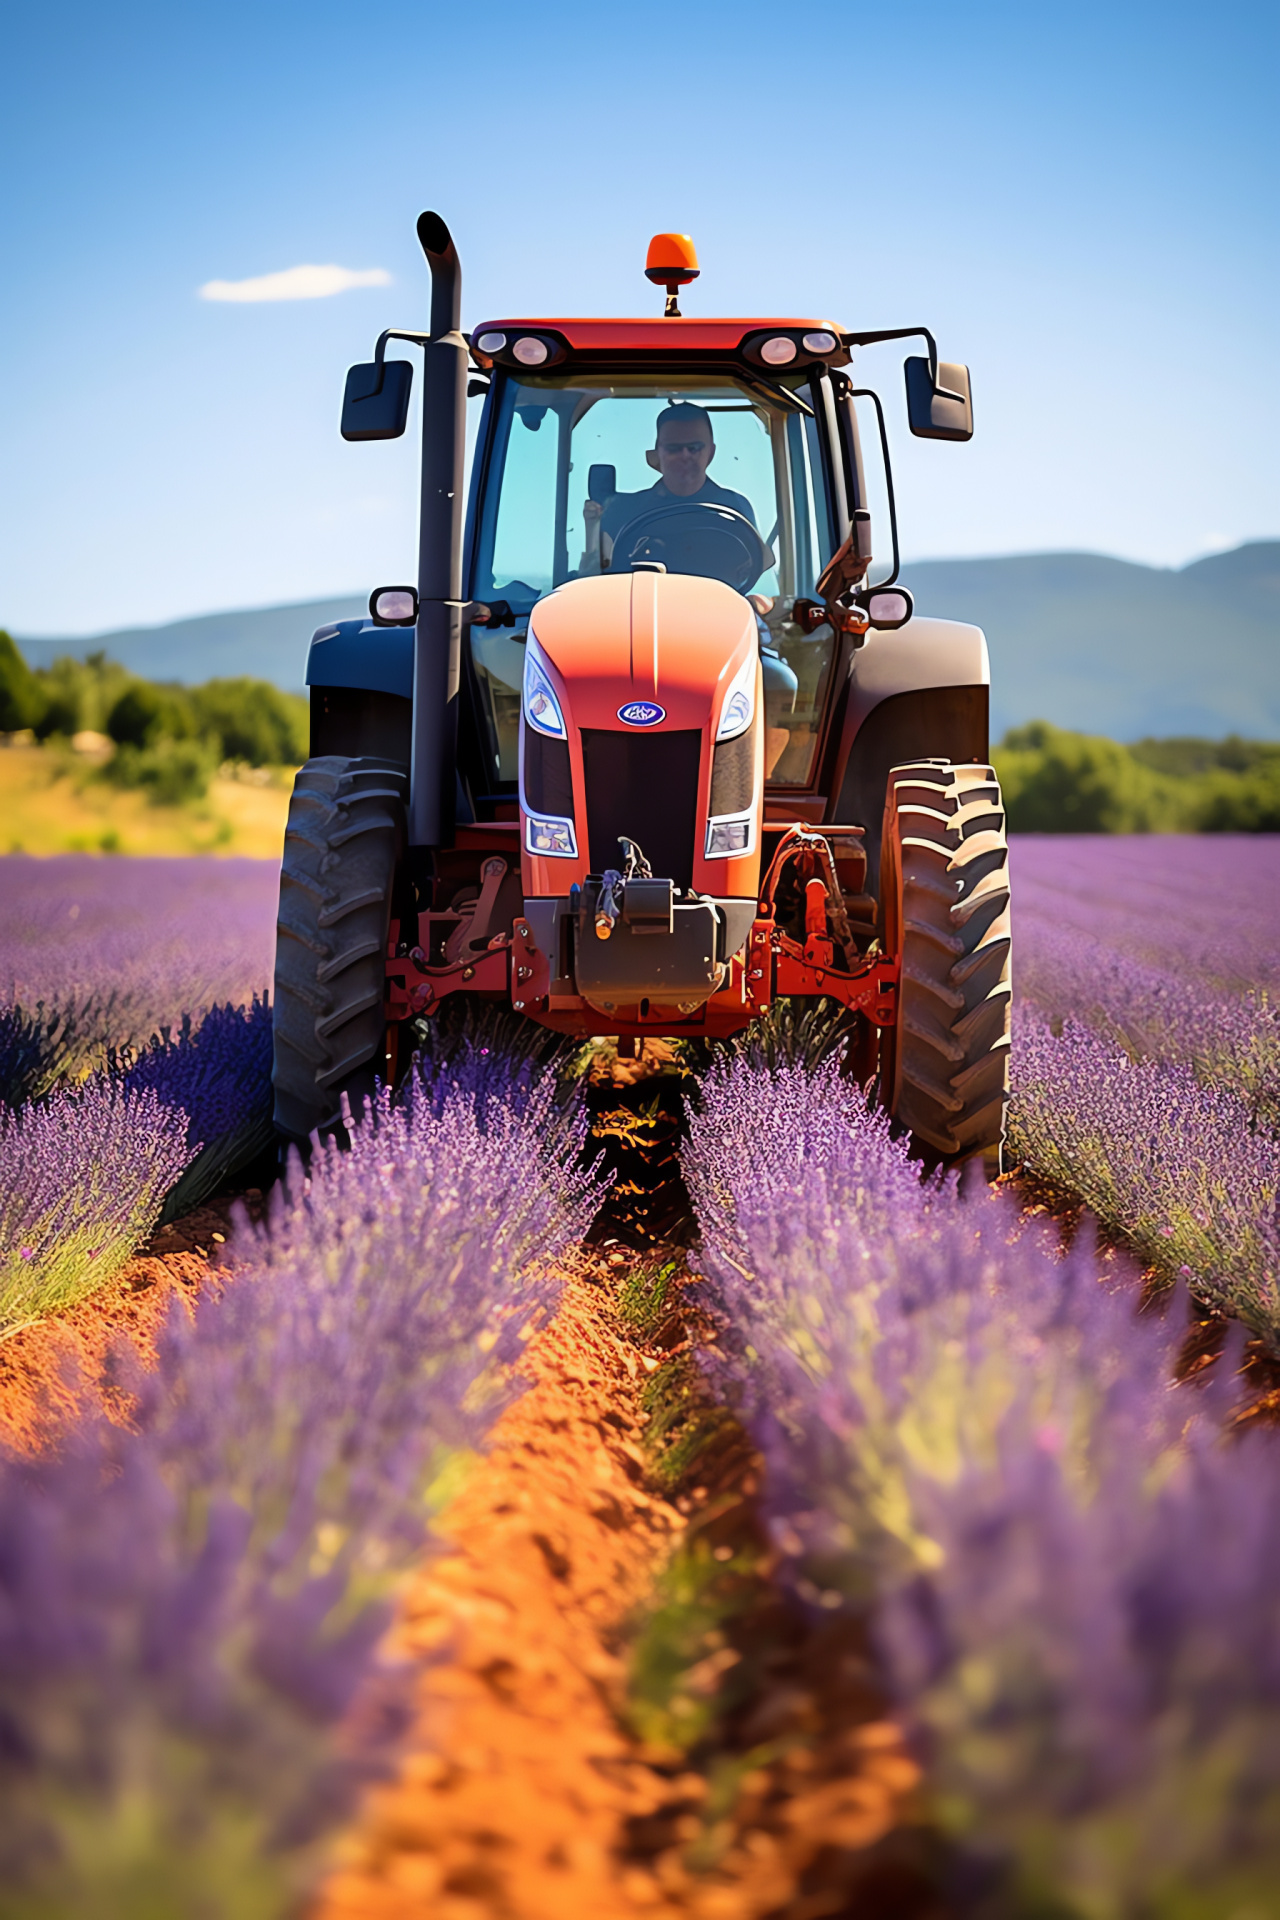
[320,1256,928,1920]
[0,1199,239,1453]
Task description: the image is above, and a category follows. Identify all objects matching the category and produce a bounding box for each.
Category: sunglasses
[658,438,708,454]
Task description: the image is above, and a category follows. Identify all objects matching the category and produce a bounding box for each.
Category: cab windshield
[469,370,840,789]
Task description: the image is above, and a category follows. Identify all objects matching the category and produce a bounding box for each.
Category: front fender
[306,620,415,764]
[306,619,414,698]
[847,617,989,734]
[830,617,991,896]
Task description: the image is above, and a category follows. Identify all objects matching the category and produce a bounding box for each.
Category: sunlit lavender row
[1,998,274,1331]
[0,854,277,1057]
[685,1054,1280,1917]
[1013,840,1280,1132]
[1012,836,1280,995]
[0,1046,599,1915]
[1011,1013,1280,1346]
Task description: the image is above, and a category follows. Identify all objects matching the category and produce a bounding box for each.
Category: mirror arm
[840,326,967,406]
[847,388,901,587]
[361,327,433,396]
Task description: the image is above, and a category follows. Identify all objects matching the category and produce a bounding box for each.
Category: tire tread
[880,760,1012,1161]
[271,754,406,1140]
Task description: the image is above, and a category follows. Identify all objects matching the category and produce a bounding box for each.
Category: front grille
[581,728,701,889]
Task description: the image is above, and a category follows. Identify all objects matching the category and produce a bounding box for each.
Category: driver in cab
[584,403,756,569]
[582,399,790,768]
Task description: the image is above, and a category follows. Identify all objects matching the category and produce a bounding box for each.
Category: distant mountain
[13,542,1278,740]
[900,541,1280,740]
[14,595,365,693]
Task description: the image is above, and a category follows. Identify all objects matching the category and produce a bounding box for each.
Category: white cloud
[199,264,392,303]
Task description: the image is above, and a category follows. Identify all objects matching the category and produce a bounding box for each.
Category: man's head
[649,402,715,495]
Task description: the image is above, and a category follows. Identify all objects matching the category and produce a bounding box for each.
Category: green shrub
[995,720,1183,832]
[8,645,305,777]
[0,630,45,732]
[106,680,196,749]
[1129,734,1280,779]
[31,652,133,740]
[1192,761,1280,831]
[190,677,307,766]
[103,738,216,805]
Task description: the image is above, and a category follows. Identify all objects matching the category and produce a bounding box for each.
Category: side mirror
[905,358,973,441]
[855,584,913,631]
[369,586,418,626]
[341,359,414,442]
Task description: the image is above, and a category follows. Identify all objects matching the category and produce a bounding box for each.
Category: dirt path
[320,1255,928,1920]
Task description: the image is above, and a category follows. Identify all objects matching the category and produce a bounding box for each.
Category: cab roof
[470,316,847,359]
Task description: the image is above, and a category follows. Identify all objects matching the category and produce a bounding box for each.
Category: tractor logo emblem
[618,701,665,727]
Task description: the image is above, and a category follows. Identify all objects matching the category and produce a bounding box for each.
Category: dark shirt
[600,477,757,550]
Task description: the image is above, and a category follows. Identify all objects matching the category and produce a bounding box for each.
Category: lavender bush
[1011,836,1280,996]
[0,854,277,1051]
[1010,1013,1280,1349]
[1012,839,1280,1128]
[116,996,275,1221]
[0,997,125,1109]
[0,1044,600,1918]
[1014,919,1280,1130]
[685,1054,1280,1917]
[0,1080,194,1336]
[0,999,273,1333]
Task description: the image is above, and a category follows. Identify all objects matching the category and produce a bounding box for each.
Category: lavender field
[686,835,1280,1917]
[1,841,1279,1918]
[0,854,278,1049]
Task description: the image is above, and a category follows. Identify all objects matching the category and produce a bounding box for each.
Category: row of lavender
[686,1055,1280,1918]
[1,997,276,1333]
[1010,837,1280,1348]
[1,1050,598,1914]
[0,859,605,1907]
[1,858,282,1332]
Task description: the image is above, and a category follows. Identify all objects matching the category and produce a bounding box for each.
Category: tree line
[0,633,307,805]
[3,631,1276,829]
[994,720,1280,832]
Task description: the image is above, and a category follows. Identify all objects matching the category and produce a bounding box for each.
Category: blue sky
[2,0,1276,634]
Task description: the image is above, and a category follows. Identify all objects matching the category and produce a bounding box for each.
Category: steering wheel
[609,502,774,596]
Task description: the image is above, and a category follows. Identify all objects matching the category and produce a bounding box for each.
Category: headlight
[525,813,578,857]
[706,817,753,858]
[523,642,567,739]
[716,648,757,741]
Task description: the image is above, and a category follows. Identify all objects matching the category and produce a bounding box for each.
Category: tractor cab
[464,328,851,801]
[279,217,1011,1175]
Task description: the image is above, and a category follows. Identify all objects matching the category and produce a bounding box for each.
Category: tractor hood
[526,571,757,733]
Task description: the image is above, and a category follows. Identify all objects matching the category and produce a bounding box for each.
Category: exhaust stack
[410,210,467,849]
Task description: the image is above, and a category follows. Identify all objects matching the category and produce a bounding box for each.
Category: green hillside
[900,541,1279,740]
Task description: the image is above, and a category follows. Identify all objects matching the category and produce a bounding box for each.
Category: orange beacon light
[645,233,700,316]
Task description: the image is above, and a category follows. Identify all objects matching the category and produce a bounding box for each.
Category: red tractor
[273,216,1011,1167]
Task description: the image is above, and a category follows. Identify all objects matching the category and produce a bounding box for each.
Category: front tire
[879,759,1012,1167]
[272,755,407,1143]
